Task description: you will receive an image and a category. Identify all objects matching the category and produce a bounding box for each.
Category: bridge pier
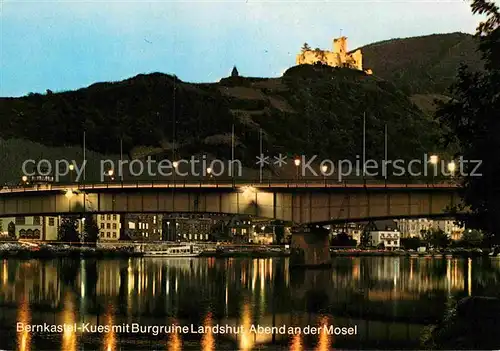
[290,225,331,268]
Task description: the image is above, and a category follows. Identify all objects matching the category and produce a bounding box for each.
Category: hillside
[359,32,484,95]
[0,65,443,183]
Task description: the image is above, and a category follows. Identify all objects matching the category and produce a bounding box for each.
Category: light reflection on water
[201,312,215,351]
[61,292,76,351]
[17,297,31,351]
[167,320,182,351]
[0,257,498,350]
[103,304,117,351]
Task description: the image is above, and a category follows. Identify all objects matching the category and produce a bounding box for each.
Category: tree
[301,43,311,52]
[423,228,452,249]
[436,0,500,245]
[461,229,484,247]
[7,222,15,238]
[331,232,357,247]
[231,66,239,77]
[272,220,285,244]
[401,237,421,250]
[58,216,79,243]
[82,215,99,243]
[360,228,371,247]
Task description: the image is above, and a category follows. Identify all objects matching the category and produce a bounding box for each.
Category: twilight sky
[1,0,481,97]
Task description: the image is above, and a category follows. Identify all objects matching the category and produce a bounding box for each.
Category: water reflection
[289,333,303,351]
[17,297,31,351]
[61,292,76,351]
[167,320,182,351]
[0,257,498,350]
[316,316,331,351]
[201,312,215,351]
[239,301,253,351]
[103,304,117,351]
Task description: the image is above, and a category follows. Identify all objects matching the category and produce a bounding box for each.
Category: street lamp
[321,164,328,183]
[69,164,75,183]
[166,221,170,241]
[173,161,179,183]
[21,175,28,183]
[447,161,456,175]
[106,169,114,181]
[294,158,301,181]
[207,167,213,182]
[429,154,438,184]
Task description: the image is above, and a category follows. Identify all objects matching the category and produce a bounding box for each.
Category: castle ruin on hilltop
[296,36,372,74]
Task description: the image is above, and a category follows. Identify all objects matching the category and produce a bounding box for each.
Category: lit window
[113,214,117,220]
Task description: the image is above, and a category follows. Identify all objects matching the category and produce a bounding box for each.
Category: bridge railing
[0,178,459,193]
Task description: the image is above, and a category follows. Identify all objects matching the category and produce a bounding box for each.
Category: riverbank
[331,250,491,258]
[0,243,290,259]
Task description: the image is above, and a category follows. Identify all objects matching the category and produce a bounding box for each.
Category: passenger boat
[142,244,202,257]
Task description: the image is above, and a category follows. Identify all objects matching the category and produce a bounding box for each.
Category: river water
[1,256,499,350]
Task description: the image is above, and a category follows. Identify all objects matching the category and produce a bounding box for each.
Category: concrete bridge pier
[290,225,331,268]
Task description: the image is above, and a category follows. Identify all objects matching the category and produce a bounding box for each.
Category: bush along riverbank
[421,296,500,349]
[330,249,492,258]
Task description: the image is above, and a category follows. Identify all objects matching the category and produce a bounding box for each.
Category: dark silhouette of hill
[359,32,484,95]
[0,65,441,178]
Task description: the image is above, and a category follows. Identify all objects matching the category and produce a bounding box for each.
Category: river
[0,256,499,350]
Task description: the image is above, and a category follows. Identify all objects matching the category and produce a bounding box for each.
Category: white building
[396,218,464,240]
[369,230,401,249]
[97,214,121,241]
[0,216,59,240]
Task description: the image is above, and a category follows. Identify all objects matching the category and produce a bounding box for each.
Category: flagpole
[259,128,263,183]
[363,112,366,178]
[83,131,86,182]
[120,138,123,182]
[231,124,234,179]
[384,124,388,180]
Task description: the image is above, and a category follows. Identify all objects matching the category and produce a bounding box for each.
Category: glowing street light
[173,161,179,168]
[69,164,75,171]
[294,158,301,181]
[21,175,28,182]
[429,155,439,165]
[321,164,328,183]
[447,161,456,174]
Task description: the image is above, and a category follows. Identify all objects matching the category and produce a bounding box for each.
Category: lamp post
[429,154,438,184]
[207,167,212,182]
[294,158,301,181]
[81,217,86,244]
[69,164,75,183]
[166,221,170,241]
[447,161,456,180]
[107,169,114,181]
[321,164,328,184]
[173,161,179,183]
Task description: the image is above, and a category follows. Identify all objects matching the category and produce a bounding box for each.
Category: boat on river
[142,244,202,257]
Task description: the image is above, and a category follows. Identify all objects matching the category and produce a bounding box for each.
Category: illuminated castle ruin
[296,36,372,74]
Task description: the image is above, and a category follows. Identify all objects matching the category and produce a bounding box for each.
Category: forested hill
[359,32,484,95]
[0,65,441,170]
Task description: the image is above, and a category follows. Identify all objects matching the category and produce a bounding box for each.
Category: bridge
[0,180,463,266]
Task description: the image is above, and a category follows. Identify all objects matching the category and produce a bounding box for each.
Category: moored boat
[142,244,202,257]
